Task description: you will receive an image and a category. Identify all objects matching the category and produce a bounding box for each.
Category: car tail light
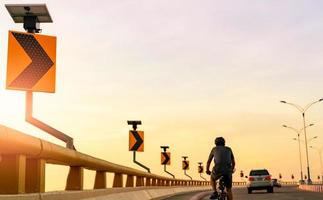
[264,175,271,180]
[249,177,255,181]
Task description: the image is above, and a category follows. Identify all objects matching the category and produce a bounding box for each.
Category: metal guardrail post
[94,171,106,189]
[166,180,170,186]
[113,173,123,187]
[172,180,176,186]
[125,175,134,187]
[0,154,26,194]
[152,178,157,186]
[136,176,144,187]
[146,178,152,186]
[25,158,45,193]
[159,179,163,186]
[66,166,84,190]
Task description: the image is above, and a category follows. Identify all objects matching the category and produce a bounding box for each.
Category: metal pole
[297,133,304,182]
[302,113,312,184]
[319,150,323,184]
[200,173,206,181]
[133,150,150,173]
[164,165,175,178]
[128,121,150,173]
[26,91,75,149]
[281,99,323,184]
[184,170,192,180]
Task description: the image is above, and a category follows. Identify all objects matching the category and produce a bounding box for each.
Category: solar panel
[5,4,53,23]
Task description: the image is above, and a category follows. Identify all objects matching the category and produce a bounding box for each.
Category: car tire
[267,187,274,193]
[248,188,252,194]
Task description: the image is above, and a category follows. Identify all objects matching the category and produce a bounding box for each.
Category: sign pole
[5,4,75,150]
[161,146,175,178]
[198,162,206,181]
[128,121,150,173]
[182,156,192,180]
[25,91,75,149]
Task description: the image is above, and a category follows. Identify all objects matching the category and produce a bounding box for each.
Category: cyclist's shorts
[211,170,232,189]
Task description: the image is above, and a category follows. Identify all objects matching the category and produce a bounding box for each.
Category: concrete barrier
[299,184,323,192]
[0,186,211,200]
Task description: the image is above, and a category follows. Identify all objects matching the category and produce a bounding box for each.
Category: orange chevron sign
[182,160,189,170]
[129,130,144,152]
[6,31,56,93]
[161,152,171,165]
[198,165,204,173]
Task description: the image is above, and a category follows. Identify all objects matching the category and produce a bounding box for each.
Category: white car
[247,169,274,194]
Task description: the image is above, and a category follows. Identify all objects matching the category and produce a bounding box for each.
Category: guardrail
[232,181,246,186]
[281,181,298,185]
[230,181,301,188]
[0,125,209,194]
[299,184,323,192]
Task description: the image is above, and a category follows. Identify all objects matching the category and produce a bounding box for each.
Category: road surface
[162,186,323,200]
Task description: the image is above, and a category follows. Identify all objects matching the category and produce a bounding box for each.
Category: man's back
[210,146,233,174]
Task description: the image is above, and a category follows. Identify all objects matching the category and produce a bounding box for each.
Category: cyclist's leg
[210,170,221,198]
[223,174,233,200]
[210,175,217,192]
[227,188,233,200]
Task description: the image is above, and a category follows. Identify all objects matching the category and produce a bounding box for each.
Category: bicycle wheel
[218,193,227,200]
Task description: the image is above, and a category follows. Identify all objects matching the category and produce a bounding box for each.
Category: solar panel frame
[5,4,53,23]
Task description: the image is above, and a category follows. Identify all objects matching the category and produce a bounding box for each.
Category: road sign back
[182,160,189,170]
[6,31,56,93]
[129,130,144,151]
[161,152,171,165]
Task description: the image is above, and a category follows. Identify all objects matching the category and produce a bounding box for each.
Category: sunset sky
[1,0,323,191]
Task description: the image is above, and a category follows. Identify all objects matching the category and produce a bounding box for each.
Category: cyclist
[206,137,235,200]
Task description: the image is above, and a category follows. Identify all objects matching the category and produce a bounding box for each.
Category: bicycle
[217,176,228,200]
[209,176,227,200]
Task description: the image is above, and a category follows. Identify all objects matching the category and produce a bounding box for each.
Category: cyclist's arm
[206,149,214,172]
[231,152,236,170]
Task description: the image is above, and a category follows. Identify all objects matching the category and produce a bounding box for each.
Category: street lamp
[293,136,318,144]
[281,99,323,184]
[282,123,314,182]
[310,146,323,184]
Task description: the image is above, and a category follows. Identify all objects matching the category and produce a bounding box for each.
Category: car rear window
[250,170,269,176]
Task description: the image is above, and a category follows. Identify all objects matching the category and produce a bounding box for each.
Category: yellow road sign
[161,152,171,165]
[129,130,144,152]
[6,31,56,93]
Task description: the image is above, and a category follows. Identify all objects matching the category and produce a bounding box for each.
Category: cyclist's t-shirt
[208,146,234,174]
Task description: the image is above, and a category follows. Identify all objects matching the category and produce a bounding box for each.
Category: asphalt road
[162,186,323,200]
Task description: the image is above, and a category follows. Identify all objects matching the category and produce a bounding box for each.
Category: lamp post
[293,136,318,144]
[310,146,323,184]
[282,124,314,183]
[280,98,323,184]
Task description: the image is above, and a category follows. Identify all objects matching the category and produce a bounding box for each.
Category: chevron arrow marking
[161,152,170,165]
[198,166,204,173]
[129,130,144,151]
[183,160,189,170]
[9,32,54,89]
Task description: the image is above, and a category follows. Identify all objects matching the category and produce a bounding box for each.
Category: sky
[1,0,323,191]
